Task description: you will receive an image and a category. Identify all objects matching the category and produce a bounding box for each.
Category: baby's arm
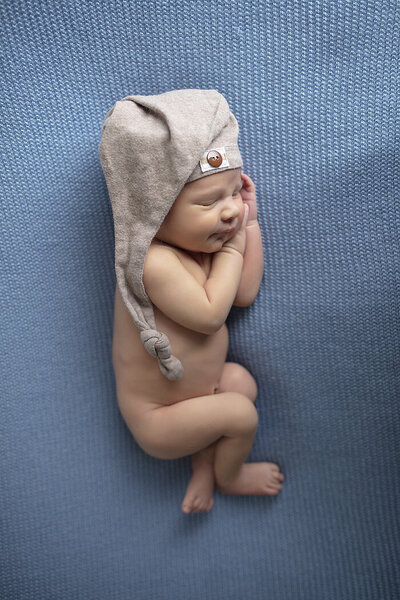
[202,243,244,331]
[233,222,264,307]
[233,173,264,307]
[143,207,248,335]
[143,247,218,334]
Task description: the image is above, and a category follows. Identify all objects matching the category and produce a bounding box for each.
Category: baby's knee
[228,393,259,435]
[219,362,258,402]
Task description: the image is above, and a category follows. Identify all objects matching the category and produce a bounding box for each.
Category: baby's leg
[134,391,258,480]
[182,390,256,514]
[191,362,258,470]
[184,363,283,508]
[133,391,282,498]
[182,363,259,512]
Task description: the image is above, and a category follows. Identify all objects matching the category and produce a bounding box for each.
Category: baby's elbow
[193,314,219,335]
[203,311,226,335]
[203,320,220,335]
[190,298,222,335]
[180,305,218,335]
[186,320,215,335]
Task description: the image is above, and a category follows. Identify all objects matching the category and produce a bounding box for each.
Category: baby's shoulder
[145,239,209,285]
[147,239,191,268]
[148,238,181,257]
[144,240,185,280]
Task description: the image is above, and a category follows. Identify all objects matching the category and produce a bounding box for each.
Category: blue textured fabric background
[1,1,399,598]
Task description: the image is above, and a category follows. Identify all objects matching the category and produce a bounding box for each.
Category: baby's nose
[222,200,241,221]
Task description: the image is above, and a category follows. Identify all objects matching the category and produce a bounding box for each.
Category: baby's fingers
[241,203,249,229]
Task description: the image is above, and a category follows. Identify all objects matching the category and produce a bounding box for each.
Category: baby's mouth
[216,227,234,235]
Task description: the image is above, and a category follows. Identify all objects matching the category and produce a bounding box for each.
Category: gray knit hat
[99,89,243,380]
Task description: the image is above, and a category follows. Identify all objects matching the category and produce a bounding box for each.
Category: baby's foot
[217,462,284,496]
[181,463,215,514]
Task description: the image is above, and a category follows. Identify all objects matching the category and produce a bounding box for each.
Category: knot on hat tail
[140,329,184,381]
[140,329,170,358]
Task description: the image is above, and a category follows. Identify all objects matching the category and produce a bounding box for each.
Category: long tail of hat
[117,270,184,381]
[99,89,241,382]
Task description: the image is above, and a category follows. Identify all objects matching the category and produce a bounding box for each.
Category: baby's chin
[172,232,232,254]
[200,231,235,252]
[209,230,234,244]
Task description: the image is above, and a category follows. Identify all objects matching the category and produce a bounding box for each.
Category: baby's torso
[112,240,229,412]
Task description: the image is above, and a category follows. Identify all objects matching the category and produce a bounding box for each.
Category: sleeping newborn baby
[99,89,284,514]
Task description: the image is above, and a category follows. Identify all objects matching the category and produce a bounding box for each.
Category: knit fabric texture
[1,1,399,599]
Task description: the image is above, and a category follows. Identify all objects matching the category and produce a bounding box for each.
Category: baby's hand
[240,173,257,224]
[221,203,249,256]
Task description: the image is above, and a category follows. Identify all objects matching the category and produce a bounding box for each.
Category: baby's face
[155,167,244,253]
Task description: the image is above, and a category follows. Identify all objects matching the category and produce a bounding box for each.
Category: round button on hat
[207,150,223,167]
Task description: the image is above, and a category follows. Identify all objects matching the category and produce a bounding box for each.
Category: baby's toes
[266,479,282,494]
[182,497,197,513]
[266,476,283,494]
[187,497,198,512]
[271,469,284,485]
[191,497,204,512]
[195,496,213,512]
[198,497,211,512]
[182,493,214,514]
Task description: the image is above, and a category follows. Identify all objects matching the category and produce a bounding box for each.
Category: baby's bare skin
[112,168,284,513]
